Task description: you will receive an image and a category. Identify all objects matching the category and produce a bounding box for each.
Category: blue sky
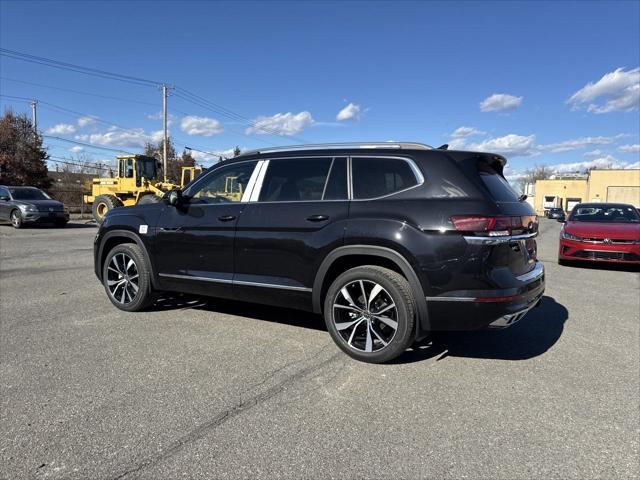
[1,0,639,181]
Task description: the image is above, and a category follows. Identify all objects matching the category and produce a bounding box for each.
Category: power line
[43,135,135,154]
[2,49,310,145]
[174,88,308,143]
[0,48,160,88]
[0,76,159,106]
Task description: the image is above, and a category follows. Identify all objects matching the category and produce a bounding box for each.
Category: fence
[48,188,90,219]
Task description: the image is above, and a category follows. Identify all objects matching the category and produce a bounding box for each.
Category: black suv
[94,142,544,363]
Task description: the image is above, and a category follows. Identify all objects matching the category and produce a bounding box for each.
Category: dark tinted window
[352,157,419,199]
[0,187,9,198]
[260,158,332,202]
[477,163,520,202]
[323,157,348,200]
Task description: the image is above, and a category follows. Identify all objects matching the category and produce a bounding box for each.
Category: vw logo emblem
[49,207,54,212]
[603,238,612,245]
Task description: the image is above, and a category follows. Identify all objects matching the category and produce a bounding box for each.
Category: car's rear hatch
[452,153,539,278]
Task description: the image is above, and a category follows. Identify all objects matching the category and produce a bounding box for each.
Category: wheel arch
[97,230,157,288]
[313,245,430,337]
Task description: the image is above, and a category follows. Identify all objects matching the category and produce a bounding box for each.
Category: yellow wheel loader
[84,155,202,223]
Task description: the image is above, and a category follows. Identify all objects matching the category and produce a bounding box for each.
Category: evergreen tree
[233,146,241,157]
[0,110,51,189]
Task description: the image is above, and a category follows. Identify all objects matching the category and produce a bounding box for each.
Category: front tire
[137,194,160,205]
[92,194,124,224]
[324,266,416,363]
[103,243,153,311]
[10,210,23,229]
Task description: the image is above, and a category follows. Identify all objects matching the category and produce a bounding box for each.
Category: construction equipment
[84,155,203,223]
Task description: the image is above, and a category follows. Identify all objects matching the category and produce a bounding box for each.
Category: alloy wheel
[332,279,398,353]
[106,253,140,304]
[11,211,20,227]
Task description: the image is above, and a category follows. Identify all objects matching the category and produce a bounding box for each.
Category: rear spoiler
[445,151,508,177]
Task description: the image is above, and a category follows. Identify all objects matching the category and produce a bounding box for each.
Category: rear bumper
[559,238,640,264]
[426,261,545,330]
[22,211,69,224]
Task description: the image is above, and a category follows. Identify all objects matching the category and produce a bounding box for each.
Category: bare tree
[517,165,552,194]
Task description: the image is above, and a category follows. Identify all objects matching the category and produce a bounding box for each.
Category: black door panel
[233,201,349,299]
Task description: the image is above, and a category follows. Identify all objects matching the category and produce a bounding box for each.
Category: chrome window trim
[320,158,335,200]
[241,160,265,203]
[158,272,311,292]
[349,155,425,201]
[250,160,269,202]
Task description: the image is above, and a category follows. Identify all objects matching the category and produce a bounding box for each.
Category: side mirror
[165,189,183,207]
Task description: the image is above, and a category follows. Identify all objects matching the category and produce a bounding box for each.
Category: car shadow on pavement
[150,293,327,331]
[394,295,568,364]
[150,293,568,364]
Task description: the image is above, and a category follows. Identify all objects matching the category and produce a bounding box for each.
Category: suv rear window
[477,162,520,202]
[352,157,419,199]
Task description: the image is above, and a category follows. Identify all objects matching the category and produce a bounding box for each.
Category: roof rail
[241,142,434,156]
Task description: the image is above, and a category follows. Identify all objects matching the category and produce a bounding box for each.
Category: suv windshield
[9,188,51,200]
[569,205,640,223]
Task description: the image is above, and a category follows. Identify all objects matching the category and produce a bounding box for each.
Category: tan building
[533,169,640,214]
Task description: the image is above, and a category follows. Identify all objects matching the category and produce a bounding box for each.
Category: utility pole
[162,85,169,183]
[30,100,38,133]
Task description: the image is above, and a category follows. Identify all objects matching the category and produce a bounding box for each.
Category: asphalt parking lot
[1,218,638,479]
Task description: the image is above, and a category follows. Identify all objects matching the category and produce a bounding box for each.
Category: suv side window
[260,157,332,202]
[352,157,419,199]
[323,157,348,200]
[0,187,9,199]
[184,161,257,204]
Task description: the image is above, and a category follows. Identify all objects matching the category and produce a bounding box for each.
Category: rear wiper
[518,194,527,202]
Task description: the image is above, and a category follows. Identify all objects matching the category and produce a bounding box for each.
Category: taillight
[450,215,538,236]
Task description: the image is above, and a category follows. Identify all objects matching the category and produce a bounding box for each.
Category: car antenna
[437,144,449,150]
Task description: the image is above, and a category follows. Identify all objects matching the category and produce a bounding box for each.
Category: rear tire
[558,258,569,266]
[92,194,123,224]
[10,210,23,229]
[103,243,153,312]
[323,266,416,363]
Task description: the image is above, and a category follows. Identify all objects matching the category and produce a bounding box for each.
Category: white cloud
[180,116,224,137]
[538,135,624,153]
[583,149,605,157]
[548,155,628,174]
[618,144,640,153]
[479,93,523,112]
[450,126,486,138]
[468,134,537,156]
[568,67,640,113]
[76,126,164,149]
[77,116,98,127]
[246,111,314,136]
[69,146,84,153]
[336,102,362,122]
[45,123,76,135]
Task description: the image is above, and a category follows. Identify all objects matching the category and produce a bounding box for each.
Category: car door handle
[218,215,236,222]
[160,226,183,232]
[306,215,329,222]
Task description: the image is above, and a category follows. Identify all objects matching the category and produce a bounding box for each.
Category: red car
[559,203,640,265]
